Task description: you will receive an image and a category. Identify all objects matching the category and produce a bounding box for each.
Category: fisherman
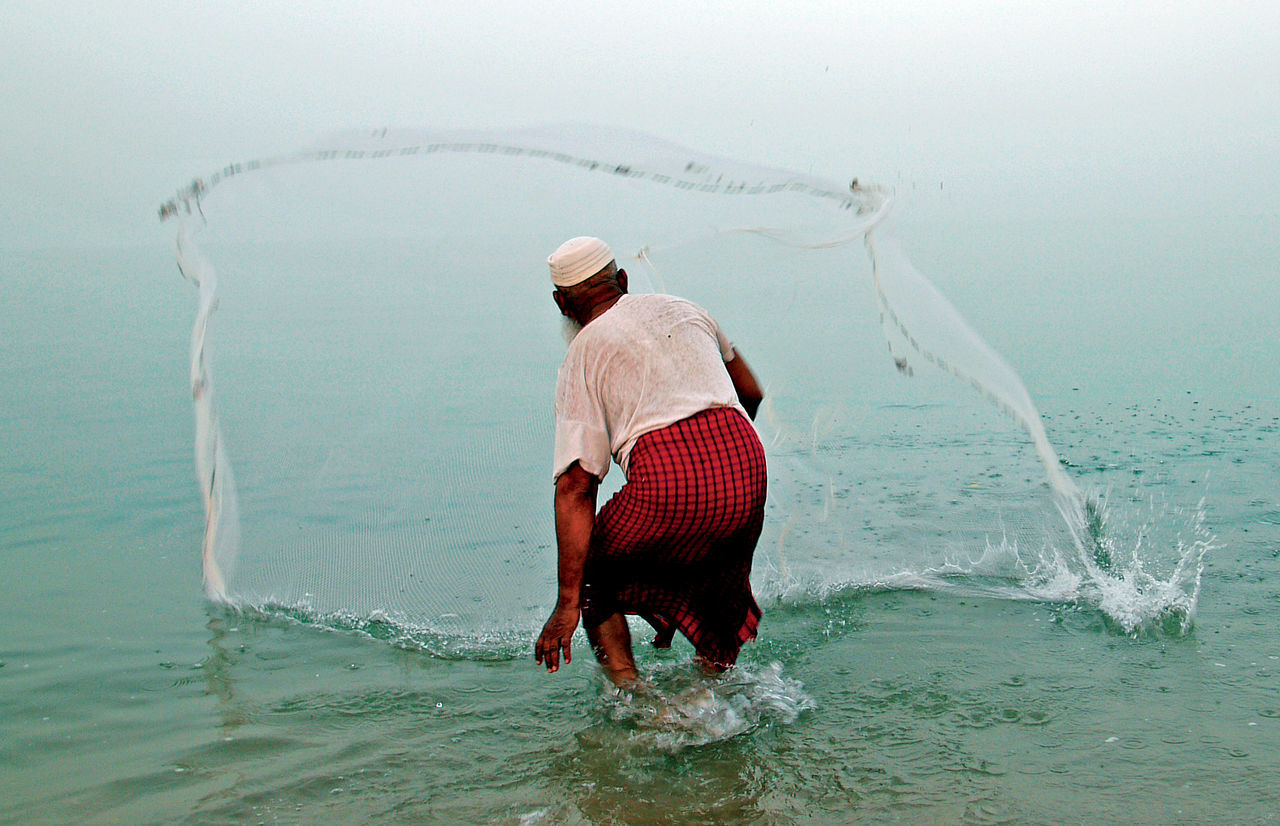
[534,236,767,686]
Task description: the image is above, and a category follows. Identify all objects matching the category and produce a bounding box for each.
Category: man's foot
[587,612,638,686]
[693,655,728,678]
[602,664,640,689]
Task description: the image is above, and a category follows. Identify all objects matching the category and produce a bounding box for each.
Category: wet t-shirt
[553,293,745,482]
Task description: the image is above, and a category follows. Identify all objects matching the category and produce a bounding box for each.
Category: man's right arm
[552,461,597,608]
[535,461,598,673]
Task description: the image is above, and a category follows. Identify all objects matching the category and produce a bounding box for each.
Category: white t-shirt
[553,293,747,482]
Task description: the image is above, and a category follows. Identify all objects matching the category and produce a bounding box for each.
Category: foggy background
[2,0,1276,250]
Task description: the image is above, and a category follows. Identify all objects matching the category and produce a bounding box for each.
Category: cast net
[160,125,1202,649]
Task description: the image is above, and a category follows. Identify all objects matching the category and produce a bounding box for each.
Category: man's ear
[552,289,570,316]
[617,268,628,294]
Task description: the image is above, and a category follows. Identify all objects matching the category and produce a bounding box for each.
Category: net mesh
[161,125,1203,645]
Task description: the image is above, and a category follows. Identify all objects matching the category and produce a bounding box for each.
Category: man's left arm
[726,348,764,420]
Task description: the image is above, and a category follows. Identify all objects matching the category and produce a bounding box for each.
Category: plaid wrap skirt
[582,406,767,667]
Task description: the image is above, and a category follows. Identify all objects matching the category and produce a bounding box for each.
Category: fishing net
[161,125,1200,647]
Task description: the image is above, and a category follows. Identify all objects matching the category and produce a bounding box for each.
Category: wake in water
[160,125,1207,654]
[224,600,540,661]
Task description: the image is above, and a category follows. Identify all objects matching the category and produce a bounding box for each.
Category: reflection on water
[203,614,247,732]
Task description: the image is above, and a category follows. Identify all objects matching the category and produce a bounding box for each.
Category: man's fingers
[536,621,576,674]
[535,636,556,671]
[548,636,569,671]
[541,637,569,672]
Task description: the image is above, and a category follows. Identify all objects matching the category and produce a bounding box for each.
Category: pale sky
[1,0,1277,248]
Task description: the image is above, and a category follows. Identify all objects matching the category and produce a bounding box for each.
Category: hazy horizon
[1,1,1277,249]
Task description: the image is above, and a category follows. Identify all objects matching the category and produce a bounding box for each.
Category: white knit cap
[547,236,614,288]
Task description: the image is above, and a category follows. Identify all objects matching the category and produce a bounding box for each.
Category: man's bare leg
[586,612,638,686]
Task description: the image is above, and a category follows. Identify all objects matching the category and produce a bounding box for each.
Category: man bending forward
[534,236,767,686]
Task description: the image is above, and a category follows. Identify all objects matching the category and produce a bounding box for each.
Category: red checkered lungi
[581,406,767,667]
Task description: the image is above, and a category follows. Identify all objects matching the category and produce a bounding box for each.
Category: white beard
[561,315,583,345]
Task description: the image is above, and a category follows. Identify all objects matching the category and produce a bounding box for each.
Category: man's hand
[535,603,580,673]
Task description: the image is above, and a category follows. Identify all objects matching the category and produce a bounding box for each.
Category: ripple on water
[1021,710,1051,725]
[953,705,998,729]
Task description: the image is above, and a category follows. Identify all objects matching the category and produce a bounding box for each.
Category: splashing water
[593,662,815,751]
[1075,488,1213,634]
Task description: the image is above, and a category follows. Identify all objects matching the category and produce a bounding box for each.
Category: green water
[2,223,1278,825]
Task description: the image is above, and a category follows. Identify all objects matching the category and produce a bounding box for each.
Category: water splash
[596,661,815,751]
[1072,488,1213,635]
[214,599,537,660]
[888,487,1214,636]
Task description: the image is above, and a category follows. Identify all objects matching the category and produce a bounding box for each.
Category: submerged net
[161,125,1203,647]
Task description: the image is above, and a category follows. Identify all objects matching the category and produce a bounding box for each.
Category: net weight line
[159,133,873,225]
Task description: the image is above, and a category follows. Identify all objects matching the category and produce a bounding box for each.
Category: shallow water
[2,223,1278,824]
